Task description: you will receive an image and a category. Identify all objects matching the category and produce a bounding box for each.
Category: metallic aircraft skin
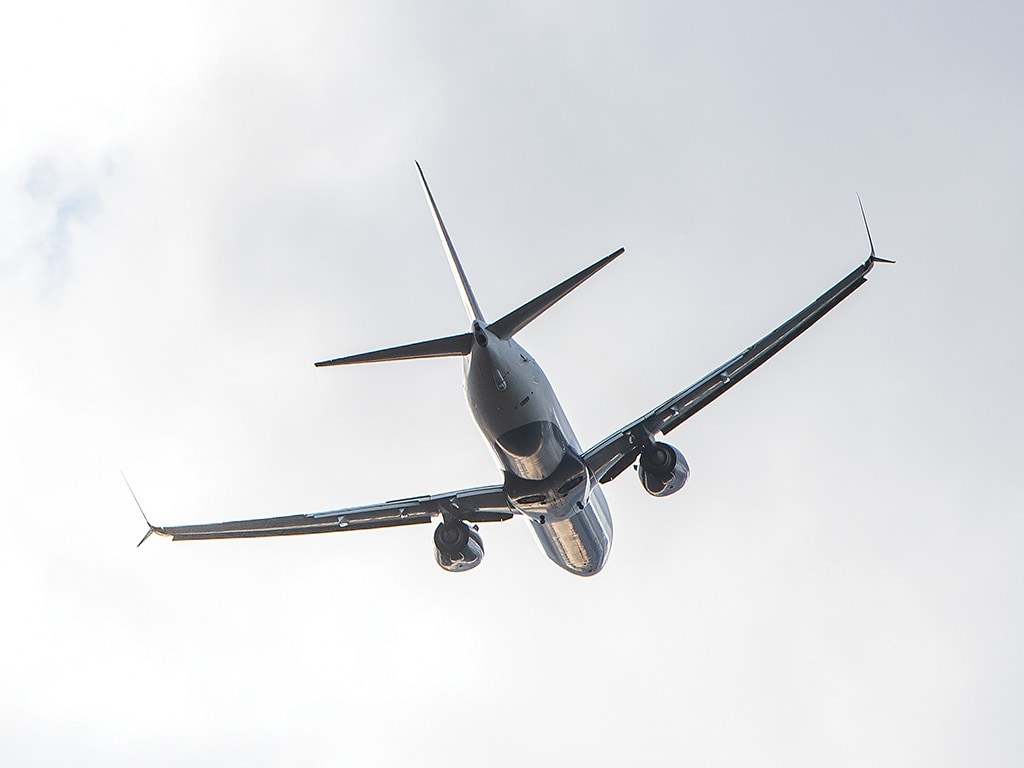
[464,321,612,575]
[133,167,891,577]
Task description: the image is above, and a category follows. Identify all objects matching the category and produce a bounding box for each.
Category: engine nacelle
[433,520,485,572]
[637,442,690,497]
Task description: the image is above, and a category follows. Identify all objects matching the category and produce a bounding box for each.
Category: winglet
[858,195,895,264]
[123,472,165,547]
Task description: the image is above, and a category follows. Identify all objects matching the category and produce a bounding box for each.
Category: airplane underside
[527,486,613,576]
[133,164,890,577]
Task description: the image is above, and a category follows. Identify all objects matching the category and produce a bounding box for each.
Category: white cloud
[1,1,1022,766]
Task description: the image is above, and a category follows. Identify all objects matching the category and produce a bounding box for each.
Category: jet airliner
[135,165,892,576]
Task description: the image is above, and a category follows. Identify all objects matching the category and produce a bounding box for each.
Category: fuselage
[464,322,612,576]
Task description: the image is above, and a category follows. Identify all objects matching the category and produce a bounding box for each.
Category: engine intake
[638,442,690,497]
[433,521,485,572]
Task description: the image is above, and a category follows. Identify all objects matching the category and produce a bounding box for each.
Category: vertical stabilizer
[416,162,486,323]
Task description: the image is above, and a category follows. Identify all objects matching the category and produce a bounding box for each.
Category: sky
[1,0,1022,765]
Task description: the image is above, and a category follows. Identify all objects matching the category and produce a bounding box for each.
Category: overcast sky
[2,1,1022,765]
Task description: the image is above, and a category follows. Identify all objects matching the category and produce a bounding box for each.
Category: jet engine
[637,442,690,497]
[433,520,485,572]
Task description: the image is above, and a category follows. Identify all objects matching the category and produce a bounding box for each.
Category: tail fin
[315,166,481,370]
[416,162,486,323]
[315,167,623,369]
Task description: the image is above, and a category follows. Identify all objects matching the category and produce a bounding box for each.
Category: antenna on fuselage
[416,162,486,324]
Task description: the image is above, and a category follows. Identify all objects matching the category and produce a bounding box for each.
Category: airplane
[133,164,893,576]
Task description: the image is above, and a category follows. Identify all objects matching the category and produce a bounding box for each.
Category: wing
[584,250,893,483]
[139,484,513,544]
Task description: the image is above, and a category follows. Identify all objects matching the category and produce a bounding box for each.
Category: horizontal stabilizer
[487,248,624,340]
[315,332,473,368]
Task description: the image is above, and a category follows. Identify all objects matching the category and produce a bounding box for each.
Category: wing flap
[160,512,434,541]
[584,253,890,483]
[648,266,868,436]
[142,485,512,543]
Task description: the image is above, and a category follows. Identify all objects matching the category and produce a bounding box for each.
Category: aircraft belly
[495,419,569,479]
[528,486,613,576]
[465,333,614,574]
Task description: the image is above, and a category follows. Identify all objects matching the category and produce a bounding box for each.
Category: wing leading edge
[584,249,893,483]
[139,485,513,544]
